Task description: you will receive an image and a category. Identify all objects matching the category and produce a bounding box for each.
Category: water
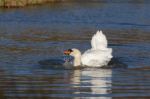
[0,1,150,99]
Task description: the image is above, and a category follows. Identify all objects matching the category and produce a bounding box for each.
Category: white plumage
[91,30,108,50]
[81,30,113,67]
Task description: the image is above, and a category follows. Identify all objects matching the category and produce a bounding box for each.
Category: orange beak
[64,50,71,55]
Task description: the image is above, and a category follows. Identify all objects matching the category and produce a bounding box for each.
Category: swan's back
[91,30,108,50]
[81,48,113,67]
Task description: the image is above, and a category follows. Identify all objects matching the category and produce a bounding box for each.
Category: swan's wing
[91,30,108,50]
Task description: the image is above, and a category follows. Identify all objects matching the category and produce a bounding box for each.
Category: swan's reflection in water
[71,69,112,99]
[0,67,112,98]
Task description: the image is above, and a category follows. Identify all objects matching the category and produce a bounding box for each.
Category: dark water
[0,2,150,99]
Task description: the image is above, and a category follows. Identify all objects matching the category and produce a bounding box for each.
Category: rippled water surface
[0,1,150,99]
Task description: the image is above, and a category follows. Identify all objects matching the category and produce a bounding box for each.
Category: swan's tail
[91,30,108,50]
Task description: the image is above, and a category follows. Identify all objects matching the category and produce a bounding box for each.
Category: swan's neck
[73,55,81,66]
[70,49,82,66]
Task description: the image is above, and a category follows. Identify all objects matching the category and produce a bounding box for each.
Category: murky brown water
[0,1,150,99]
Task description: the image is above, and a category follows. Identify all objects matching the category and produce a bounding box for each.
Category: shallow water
[0,1,150,99]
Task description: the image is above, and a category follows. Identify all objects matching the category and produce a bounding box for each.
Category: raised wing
[91,30,108,50]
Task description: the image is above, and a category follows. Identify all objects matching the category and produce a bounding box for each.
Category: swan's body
[64,30,113,67]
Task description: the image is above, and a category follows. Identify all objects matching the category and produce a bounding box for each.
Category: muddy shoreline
[0,0,149,8]
[0,0,69,8]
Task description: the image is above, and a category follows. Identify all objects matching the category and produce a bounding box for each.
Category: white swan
[64,30,113,67]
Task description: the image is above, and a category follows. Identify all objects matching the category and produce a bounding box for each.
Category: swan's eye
[68,49,73,52]
[64,49,73,55]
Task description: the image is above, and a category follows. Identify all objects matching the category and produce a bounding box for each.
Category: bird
[64,30,113,67]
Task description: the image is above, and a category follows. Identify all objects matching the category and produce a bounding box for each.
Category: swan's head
[64,48,81,57]
[64,48,82,66]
